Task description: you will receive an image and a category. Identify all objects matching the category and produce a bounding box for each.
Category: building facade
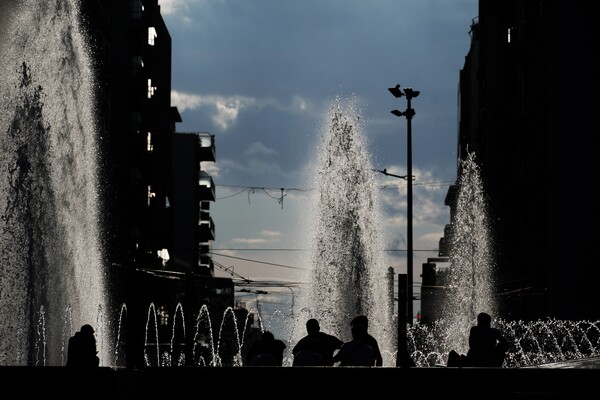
[82,0,234,367]
[171,132,216,275]
[436,0,600,322]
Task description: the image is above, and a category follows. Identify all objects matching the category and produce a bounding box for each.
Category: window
[147,132,153,152]
[147,79,157,98]
[148,27,157,46]
[147,185,156,206]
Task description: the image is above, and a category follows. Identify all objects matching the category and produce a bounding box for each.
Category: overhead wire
[215,180,454,202]
[209,251,305,271]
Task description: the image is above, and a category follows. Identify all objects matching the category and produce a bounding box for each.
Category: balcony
[199,254,213,269]
[199,244,210,254]
[197,132,216,162]
[198,171,215,201]
[199,210,210,223]
[198,216,215,242]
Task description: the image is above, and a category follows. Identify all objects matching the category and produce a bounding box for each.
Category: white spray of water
[0,0,107,366]
[442,151,496,354]
[294,95,395,365]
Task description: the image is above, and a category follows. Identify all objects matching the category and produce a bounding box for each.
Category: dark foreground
[3,358,600,400]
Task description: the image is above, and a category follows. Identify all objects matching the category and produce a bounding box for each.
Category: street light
[388,84,419,326]
[373,168,409,180]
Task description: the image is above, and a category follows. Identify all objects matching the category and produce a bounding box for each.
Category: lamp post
[388,84,419,326]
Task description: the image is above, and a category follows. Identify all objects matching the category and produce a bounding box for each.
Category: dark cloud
[164,0,478,281]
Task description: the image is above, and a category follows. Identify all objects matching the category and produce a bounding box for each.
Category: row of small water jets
[31,302,600,368]
[408,317,600,368]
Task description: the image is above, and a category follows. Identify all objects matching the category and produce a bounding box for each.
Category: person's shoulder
[298,335,311,344]
[292,336,306,348]
[320,332,342,341]
[367,334,380,345]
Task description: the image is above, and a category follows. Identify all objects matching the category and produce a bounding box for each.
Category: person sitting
[66,324,100,367]
[245,330,287,366]
[292,318,343,366]
[447,312,507,368]
[349,315,383,366]
[466,312,508,367]
[331,324,377,367]
[292,336,325,366]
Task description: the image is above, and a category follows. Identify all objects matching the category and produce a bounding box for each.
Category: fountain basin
[3,359,599,399]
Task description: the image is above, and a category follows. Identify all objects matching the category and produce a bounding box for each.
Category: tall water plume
[0,0,107,366]
[442,151,496,354]
[295,96,395,365]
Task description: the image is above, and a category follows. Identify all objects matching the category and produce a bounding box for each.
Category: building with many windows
[171,132,216,275]
[81,0,236,368]
[431,0,600,322]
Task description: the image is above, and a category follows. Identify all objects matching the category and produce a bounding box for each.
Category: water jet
[0,0,107,366]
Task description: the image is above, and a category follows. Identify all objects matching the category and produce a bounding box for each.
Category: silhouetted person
[245,330,286,366]
[466,312,507,367]
[447,349,468,367]
[332,323,377,366]
[292,318,343,366]
[66,324,99,367]
[447,312,507,368]
[348,315,383,366]
[292,336,325,366]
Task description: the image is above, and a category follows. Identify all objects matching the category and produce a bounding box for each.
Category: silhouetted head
[351,323,368,340]
[80,324,95,335]
[261,330,274,342]
[306,318,320,335]
[350,315,368,329]
[477,312,492,327]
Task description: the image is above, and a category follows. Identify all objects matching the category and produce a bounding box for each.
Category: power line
[209,251,305,271]
[215,184,311,209]
[211,249,440,280]
[213,260,252,282]
[212,248,439,252]
[214,180,454,202]
[212,248,304,251]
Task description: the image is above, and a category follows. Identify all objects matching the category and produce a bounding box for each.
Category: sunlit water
[0,0,107,366]
[1,1,597,369]
[290,95,395,365]
[133,127,600,368]
[131,98,599,369]
[441,151,497,355]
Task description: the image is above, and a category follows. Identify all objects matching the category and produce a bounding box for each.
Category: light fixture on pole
[388,84,419,326]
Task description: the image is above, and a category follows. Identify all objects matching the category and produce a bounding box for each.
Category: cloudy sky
[159,0,479,320]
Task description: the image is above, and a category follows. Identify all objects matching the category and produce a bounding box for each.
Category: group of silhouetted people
[245,315,385,367]
[245,311,508,368]
[66,312,507,369]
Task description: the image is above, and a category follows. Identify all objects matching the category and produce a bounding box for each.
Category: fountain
[290,95,395,366]
[0,0,395,368]
[1,0,597,373]
[404,152,600,367]
[441,150,497,355]
[139,139,600,367]
[0,0,108,366]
